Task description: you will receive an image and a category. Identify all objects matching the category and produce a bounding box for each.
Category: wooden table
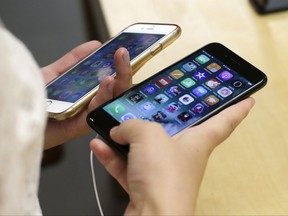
[99,0,288,214]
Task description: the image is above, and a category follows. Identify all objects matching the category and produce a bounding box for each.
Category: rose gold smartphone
[45,23,181,120]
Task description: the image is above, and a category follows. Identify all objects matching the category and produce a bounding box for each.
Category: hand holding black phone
[87,43,267,156]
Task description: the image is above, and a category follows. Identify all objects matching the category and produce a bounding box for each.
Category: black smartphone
[87,43,267,156]
[250,0,288,14]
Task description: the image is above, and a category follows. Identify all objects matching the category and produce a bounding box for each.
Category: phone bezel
[87,42,267,156]
[46,22,181,120]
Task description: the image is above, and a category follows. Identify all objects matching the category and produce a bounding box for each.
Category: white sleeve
[0,24,46,215]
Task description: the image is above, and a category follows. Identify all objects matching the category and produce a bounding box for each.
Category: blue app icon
[152,111,167,122]
[154,94,169,104]
[168,86,183,96]
[143,84,157,95]
[191,103,205,114]
[166,102,181,113]
[121,113,136,121]
[141,102,155,112]
[193,70,209,81]
[182,62,197,72]
[192,86,208,97]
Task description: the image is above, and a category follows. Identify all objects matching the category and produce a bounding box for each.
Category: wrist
[128,190,195,215]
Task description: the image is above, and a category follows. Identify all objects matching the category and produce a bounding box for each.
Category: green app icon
[195,54,210,64]
[181,78,196,88]
[110,103,125,114]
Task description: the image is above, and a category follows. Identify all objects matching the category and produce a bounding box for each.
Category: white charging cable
[90,149,104,216]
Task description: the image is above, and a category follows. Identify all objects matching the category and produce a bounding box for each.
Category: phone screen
[100,48,260,136]
[46,32,164,103]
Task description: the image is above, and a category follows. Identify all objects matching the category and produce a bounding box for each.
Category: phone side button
[45,100,52,108]
[150,43,163,56]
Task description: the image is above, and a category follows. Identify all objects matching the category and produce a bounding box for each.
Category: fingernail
[108,80,115,92]
[122,49,130,63]
[110,126,119,136]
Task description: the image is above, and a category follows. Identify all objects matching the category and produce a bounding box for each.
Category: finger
[110,119,169,146]
[90,138,128,191]
[42,40,102,82]
[62,76,115,139]
[178,97,255,152]
[47,40,101,73]
[87,76,115,112]
[113,47,133,96]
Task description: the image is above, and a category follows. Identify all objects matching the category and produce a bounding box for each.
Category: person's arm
[42,41,132,149]
[90,97,255,215]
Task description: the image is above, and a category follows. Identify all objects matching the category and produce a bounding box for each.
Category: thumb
[110,119,169,146]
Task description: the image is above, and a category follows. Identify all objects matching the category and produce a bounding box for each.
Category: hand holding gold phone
[45,23,181,120]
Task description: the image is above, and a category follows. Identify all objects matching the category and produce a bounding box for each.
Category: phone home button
[45,100,52,107]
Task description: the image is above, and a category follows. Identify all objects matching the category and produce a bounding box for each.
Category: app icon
[126,44,136,51]
[121,113,136,121]
[102,52,114,59]
[193,70,208,81]
[86,80,98,88]
[181,78,196,88]
[169,70,184,79]
[168,85,183,96]
[182,62,197,72]
[207,62,221,73]
[78,79,87,86]
[59,77,69,85]
[205,78,221,89]
[71,68,80,74]
[109,104,125,114]
[154,93,169,104]
[89,70,99,77]
[68,92,84,102]
[152,111,167,122]
[91,60,102,67]
[102,62,112,68]
[141,102,155,112]
[134,45,146,54]
[192,86,208,97]
[118,34,128,40]
[233,80,243,88]
[47,87,53,95]
[67,78,79,85]
[145,36,158,44]
[218,71,233,81]
[52,89,62,96]
[143,84,157,95]
[217,87,233,97]
[179,94,194,105]
[177,112,192,122]
[156,77,171,87]
[129,93,144,103]
[166,102,181,113]
[83,60,92,66]
[191,103,205,114]
[204,95,219,106]
[59,91,72,99]
[195,54,210,64]
[80,70,90,76]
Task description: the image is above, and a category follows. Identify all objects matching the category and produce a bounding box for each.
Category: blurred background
[1,0,288,215]
[0,1,127,215]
